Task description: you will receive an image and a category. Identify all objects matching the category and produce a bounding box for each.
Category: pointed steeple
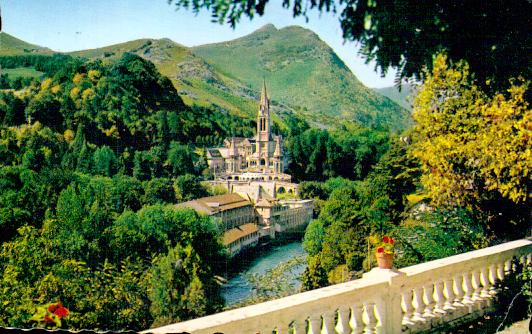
[256,79,271,143]
[259,78,269,113]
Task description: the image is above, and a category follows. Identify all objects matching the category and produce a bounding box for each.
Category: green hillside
[1,27,410,131]
[375,84,415,111]
[0,32,52,55]
[193,24,411,131]
[70,38,279,121]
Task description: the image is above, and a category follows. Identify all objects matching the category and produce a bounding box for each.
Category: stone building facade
[206,81,291,183]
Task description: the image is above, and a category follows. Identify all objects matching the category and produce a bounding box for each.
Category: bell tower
[256,80,271,166]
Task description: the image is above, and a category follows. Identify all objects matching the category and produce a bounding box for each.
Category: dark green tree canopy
[168,0,531,88]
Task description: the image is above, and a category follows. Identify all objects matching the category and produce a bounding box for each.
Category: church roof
[206,148,223,158]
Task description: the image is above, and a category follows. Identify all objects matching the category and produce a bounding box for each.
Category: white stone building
[206,81,292,183]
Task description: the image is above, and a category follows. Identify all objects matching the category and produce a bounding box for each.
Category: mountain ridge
[192,24,410,130]
[0,26,411,131]
[0,32,53,55]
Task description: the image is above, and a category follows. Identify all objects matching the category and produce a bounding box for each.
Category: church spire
[259,78,269,113]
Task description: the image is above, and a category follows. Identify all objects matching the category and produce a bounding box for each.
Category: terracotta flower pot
[376,252,394,269]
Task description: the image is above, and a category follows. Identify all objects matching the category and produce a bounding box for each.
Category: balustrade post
[422,283,437,318]
[452,274,465,309]
[479,267,492,302]
[322,311,336,334]
[336,306,351,334]
[402,289,415,326]
[488,264,498,296]
[364,303,377,334]
[462,271,474,307]
[443,278,456,311]
[412,287,427,322]
[276,322,291,334]
[293,319,307,334]
[496,261,505,282]
[433,280,447,315]
[350,304,365,334]
[308,315,322,334]
[362,268,405,333]
[504,259,513,275]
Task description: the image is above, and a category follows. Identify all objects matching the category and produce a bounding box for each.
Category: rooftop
[177,193,252,215]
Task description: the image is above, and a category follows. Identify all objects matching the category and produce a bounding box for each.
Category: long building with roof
[177,192,313,257]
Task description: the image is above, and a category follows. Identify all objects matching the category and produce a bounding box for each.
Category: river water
[221,241,307,306]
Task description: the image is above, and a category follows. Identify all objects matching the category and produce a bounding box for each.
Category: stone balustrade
[144,239,531,334]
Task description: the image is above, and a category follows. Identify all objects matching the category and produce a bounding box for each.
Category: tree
[93,146,118,176]
[142,178,176,205]
[167,0,530,88]
[174,174,208,202]
[411,54,530,237]
[166,142,195,176]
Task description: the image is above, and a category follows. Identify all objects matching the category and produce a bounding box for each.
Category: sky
[1,0,397,88]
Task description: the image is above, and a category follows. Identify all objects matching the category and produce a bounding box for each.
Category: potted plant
[375,236,395,269]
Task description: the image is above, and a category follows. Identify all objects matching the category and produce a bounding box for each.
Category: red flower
[383,236,390,243]
[390,238,395,245]
[48,303,60,313]
[377,247,384,253]
[54,306,69,318]
[43,315,55,324]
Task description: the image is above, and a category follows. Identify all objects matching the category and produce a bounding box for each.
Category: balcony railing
[144,239,531,334]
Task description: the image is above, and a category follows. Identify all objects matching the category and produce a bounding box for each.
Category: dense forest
[0,52,395,330]
[0,50,529,331]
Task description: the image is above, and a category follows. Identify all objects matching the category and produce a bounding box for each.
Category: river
[221,241,307,306]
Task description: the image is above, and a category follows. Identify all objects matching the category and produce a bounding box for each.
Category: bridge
[144,239,531,334]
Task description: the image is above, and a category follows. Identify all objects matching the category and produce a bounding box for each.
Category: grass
[0,32,51,56]
[3,67,44,79]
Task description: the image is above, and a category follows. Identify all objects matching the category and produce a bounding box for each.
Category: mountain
[0,32,52,56]
[1,26,411,131]
[375,84,415,111]
[193,24,411,130]
[69,37,281,122]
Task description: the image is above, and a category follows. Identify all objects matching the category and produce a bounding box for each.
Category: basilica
[206,81,291,183]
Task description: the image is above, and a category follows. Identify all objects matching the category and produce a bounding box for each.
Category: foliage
[169,0,530,89]
[174,174,208,202]
[411,54,530,238]
[287,124,391,181]
[149,244,221,326]
[0,204,225,330]
[393,207,488,268]
[301,137,421,288]
[518,263,532,307]
[302,220,324,256]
